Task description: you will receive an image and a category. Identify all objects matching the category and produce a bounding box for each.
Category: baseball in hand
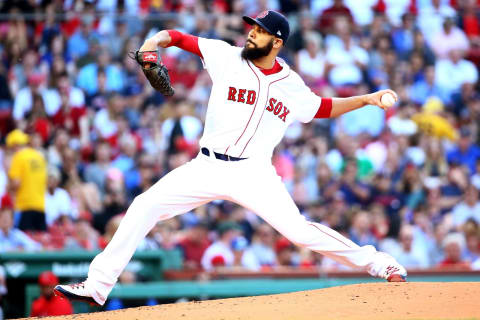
[380,93,396,108]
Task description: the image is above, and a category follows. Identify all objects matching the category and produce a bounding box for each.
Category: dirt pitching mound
[32,282,480,320]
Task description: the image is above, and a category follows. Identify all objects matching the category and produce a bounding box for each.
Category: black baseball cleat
[54,282,101,306]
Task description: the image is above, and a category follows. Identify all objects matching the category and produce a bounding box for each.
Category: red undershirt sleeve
[314,97,333,119]
[166,30,203,59]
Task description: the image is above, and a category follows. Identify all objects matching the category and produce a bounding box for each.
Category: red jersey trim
[258,60,283,76]
[314,97,332,119]
[166,30,203,58]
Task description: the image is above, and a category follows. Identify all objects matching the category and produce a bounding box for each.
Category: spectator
[46,129,70,169]
[336,95,386,137]
[84,142,112,197]
[246,224,278,268]
[231,235,260,270]
[295,32,326,91]
[126,153,157,200]
[437,232,470,269]
[447,127,480,175]
[49,71,89,147]
[318,0,354,34]
[463,220,480,262]
[112,131,138,175]
[326,160,371,206]
[25,93,51,144]
[9,49,40,96]
[12,73,53,124]
[393,224,430,269]
[93,92,124,143]
[67,17,98,61]
[422,138,449,178]
[430,18,470,59]
[94,169,127,234]
[439,165,468,212]
[451,185,480,227]
[65,214,100,251]
[0,207,41,252]
[395,162,424,212]
[349,210,378,247]
[391,13,415,60]
[435,49,478,104]
[103,20,130,60]
[287,12,316,53]
[427,222,449,266]
[137,222,163,251]
[160,100,202,156]
[77,49,124,95]
[387,103,417,138]
[98,214,124,250]
[325,135,374,179]
[7,130,47,232]
[201,221,242,271]
[30,271,72,317]
[409,66,444,106]
[418,0,456,43]
[325,17,369,87]
[410,30,436,66]
[86,68,110,110]
[371,173,403,233]
[411,99,458,141]
[177,222,210,270]
[45,166,76,227]
[62,148,103,217]
[458,0,480,41]
[275,237,298,267]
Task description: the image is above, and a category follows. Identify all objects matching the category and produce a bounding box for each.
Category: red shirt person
[31,271,73,317]
[50,71,89,146]
[178,222,210,270]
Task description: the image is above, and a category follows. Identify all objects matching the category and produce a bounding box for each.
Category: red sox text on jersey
[227,86,290,122]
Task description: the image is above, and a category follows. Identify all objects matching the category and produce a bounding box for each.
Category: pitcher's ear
[274,38,283,48]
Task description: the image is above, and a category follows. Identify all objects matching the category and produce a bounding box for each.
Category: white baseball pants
[86,153,397,305]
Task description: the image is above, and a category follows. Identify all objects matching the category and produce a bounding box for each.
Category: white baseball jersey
[198,38,324,159]
[84,36,406,305]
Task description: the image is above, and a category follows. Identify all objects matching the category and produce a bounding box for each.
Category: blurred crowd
[1,0,480,294]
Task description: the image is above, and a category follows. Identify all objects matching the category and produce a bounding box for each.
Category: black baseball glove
[129,50,174,96]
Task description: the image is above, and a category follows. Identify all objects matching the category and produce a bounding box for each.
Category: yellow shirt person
[411,97,459,142]
[6,130,47,231]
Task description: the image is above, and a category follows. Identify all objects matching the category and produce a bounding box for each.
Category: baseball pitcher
[55,10,406,306]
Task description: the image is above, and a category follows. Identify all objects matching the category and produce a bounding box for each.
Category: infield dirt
[27,282,480,319]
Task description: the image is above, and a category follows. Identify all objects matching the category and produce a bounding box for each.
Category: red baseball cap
[275,237,293,253]
[211,255,226,267]
[38,271,58,286]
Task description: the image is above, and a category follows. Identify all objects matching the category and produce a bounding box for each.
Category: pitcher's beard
[241,38,274,61]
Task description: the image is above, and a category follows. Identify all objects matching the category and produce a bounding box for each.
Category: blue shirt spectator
[67,24,93,60]
[0,208,41,253]
[391,14,415,60]
[447,129,480,175]
[409,66,445,105]
[77,62,124,95]
[336,104,385,137]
